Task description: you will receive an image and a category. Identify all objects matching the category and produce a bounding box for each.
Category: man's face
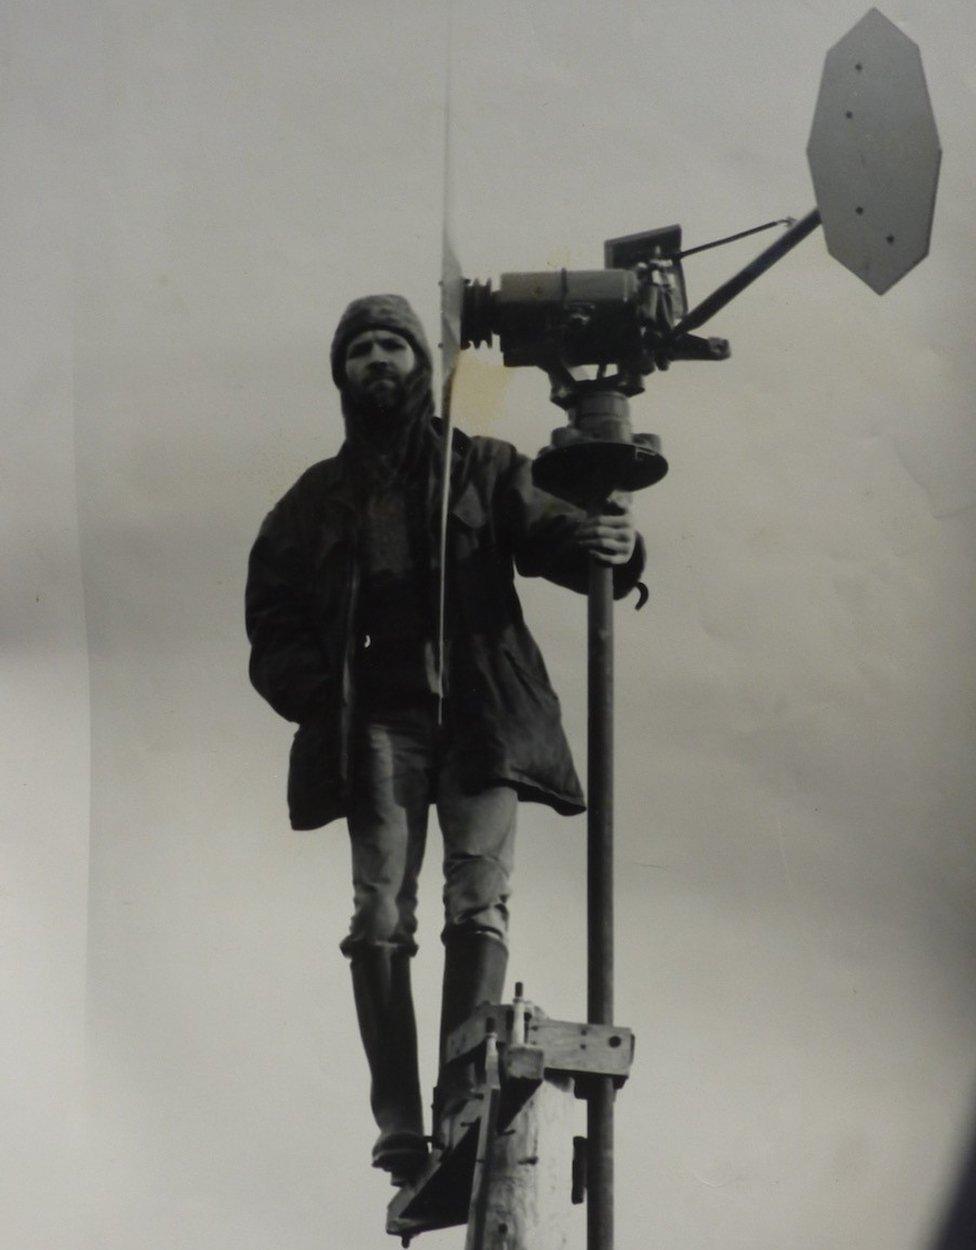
[343,328,416,412]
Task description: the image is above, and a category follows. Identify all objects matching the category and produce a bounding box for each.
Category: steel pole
[587,557,615,1250]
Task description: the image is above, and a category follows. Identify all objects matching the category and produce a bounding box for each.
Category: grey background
[3,2,974,1248]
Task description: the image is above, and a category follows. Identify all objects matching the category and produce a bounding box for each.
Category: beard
[348,369,408,416]
[340,357,434,489]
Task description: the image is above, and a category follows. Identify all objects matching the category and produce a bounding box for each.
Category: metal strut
[667,208,822,340]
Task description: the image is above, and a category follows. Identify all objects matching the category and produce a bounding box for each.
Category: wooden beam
[386,993,634,1246]
[466,1072,576,1250]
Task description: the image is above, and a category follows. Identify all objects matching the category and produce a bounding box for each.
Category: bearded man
[245,294,643,1185]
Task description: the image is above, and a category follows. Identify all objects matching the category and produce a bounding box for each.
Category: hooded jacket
[245,297,645,830]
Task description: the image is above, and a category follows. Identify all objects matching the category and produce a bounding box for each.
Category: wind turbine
[391,10,941,1248]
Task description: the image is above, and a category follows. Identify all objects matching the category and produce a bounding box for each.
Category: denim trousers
[339,702,518,959]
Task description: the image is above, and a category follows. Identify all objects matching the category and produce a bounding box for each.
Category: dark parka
[246,423,645,830]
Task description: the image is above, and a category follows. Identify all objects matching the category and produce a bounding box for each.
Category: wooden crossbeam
[386,996,634,1246]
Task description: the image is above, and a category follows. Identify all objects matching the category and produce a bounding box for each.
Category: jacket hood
[329,294,432,387]
[329,294,436,489]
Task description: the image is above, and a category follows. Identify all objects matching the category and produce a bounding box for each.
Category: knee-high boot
[433,930,508,1144]
[349,946,427,1183]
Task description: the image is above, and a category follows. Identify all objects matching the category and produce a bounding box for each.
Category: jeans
[339,703,518,959]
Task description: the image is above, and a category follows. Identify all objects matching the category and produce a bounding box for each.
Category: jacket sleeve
[245,500,334,723]
[496,444,645,599]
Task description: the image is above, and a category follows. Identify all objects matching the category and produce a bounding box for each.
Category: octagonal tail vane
[668,8,940,343]
[807,7,941,294]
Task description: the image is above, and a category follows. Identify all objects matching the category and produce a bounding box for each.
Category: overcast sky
[3,3,975,1248]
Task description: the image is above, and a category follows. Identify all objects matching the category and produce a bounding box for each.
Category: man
[245,294,643,1185]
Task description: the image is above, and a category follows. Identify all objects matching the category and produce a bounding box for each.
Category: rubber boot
[433,930,508,1147]
[349,946,428,1185]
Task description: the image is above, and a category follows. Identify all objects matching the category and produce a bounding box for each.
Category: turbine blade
[436,2,462,722]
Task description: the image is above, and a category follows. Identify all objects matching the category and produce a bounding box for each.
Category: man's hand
[573,491,636,566]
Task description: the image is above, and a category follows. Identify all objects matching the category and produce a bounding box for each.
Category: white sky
[3,2,975,1248]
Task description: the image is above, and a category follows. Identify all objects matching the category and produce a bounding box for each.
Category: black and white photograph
[3,2,974,1248]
